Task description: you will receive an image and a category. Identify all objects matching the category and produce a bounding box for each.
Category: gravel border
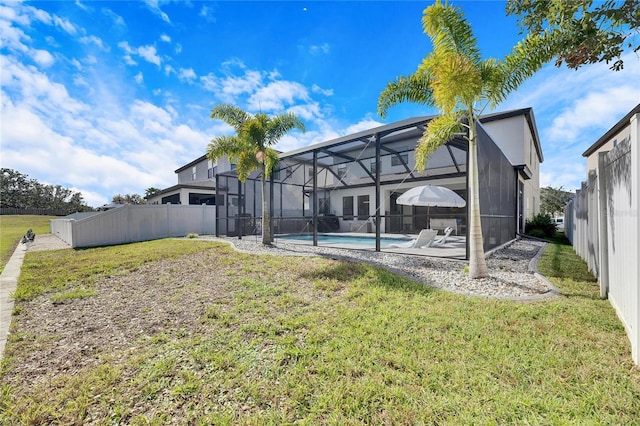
[197,235,561,301]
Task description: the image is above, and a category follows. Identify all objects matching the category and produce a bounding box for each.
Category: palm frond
[211,104,252,132]
[498,31,559,101]
[377,72,434,118]
[206,135,246,163]
[235,150,261,182]
[243,120,267,150]
[415,114,462,170]
[422,1,481,66]
[478,59,505,110]
[266,113,306,145]
[420,51,481,115]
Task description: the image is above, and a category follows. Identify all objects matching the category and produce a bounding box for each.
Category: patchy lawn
[0,215,57,274]
[1,238,638,424]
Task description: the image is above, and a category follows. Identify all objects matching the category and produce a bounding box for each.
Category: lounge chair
[433,226,453,245]
[388,229,437,248]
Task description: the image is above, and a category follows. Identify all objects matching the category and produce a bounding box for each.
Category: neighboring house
[146,154,235,206]
[198,107,543,257]
[582,103,640,173]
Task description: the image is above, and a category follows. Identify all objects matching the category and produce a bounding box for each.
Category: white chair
[388,229,438,248]
[433,226,453,245]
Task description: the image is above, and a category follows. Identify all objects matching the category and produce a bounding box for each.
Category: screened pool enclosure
[215,116,519,259]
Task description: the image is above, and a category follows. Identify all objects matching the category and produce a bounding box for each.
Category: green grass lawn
[0,235,638,424]
[0,215,57,274]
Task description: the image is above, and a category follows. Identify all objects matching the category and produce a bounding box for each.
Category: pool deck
[273,232,466,260]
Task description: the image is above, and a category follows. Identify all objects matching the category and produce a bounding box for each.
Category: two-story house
[153,108,543,256]
[146,154,236,206]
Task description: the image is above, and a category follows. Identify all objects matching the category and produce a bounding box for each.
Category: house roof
[146,183,215,199]
[582,103,640,157]
[175,155,207,173]
[479,107,544,162]
[280,115,436,160]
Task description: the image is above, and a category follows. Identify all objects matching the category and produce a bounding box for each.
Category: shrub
[186,233,199,239]
[525,214,557,238]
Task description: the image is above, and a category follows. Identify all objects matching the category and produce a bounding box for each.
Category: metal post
[313,150,318,246]
[237,177,242,240]
[215,174,219,237]
[375,134,381,252]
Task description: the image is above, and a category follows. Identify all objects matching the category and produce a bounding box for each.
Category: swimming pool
[277,233,412,247]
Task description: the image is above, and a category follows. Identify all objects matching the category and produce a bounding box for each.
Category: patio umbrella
[396,185,465,229]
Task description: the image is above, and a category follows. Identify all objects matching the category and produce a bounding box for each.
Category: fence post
[597,152,609,299]
[631,113,640,366]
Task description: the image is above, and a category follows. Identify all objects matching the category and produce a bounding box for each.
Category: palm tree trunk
[261,169,272,245]
[467,120,489,278]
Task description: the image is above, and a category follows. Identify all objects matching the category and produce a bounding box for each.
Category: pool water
[277,234,411,247]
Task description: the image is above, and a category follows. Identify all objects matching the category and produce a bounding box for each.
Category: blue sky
[1,0,638,207]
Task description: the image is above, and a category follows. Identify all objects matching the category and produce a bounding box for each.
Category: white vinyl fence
[565,113,639,365]
[51,204,216,248]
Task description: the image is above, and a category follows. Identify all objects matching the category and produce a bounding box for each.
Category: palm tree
[207,104,305,245]
[378,0,552,278]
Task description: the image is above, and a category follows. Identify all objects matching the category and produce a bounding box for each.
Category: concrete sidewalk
[0,234,71,359]
[0,242,27,358]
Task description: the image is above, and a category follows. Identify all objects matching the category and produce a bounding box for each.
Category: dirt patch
[3,249,235,389]
[25,233,71,252]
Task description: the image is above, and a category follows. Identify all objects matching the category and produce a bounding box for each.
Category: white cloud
[143,0,170,23]
[309,43,330,55]
[134,72,143,85]
[312,84,334,96]
[79,35,105,49]
[343,117,383,135]
[118,41,160,66]
[288,103,323,121]
[0,52,212,207]
[52,15,77,35]
[218,70,264,101]
[31,49,54,67]
[199,5,216,23]
[248,80,310,111]
[175,43,182,54]
[500,52,640,192]
[178,68,197,82]
[102,8,125,27]
[137,45,161,66]
[74,1,91,12]
[160,34,171,43]
[200,73,219,92]
[547,87,638,143]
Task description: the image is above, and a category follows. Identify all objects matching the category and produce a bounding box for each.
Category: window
[343,196,353,220]
[357,195,369,220]
[207,160,216,179]
[230,163,236,171]
[337,164,347,179]
[370,159,377,174]
[391,148,408,166]
[272,164,280,180]
[192,166,197,181]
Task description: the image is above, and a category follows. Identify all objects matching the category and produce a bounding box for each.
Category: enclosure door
[387,192,403,233]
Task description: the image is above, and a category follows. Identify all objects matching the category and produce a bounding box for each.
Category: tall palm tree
[207,104,305,245]
[378,0,553,278]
